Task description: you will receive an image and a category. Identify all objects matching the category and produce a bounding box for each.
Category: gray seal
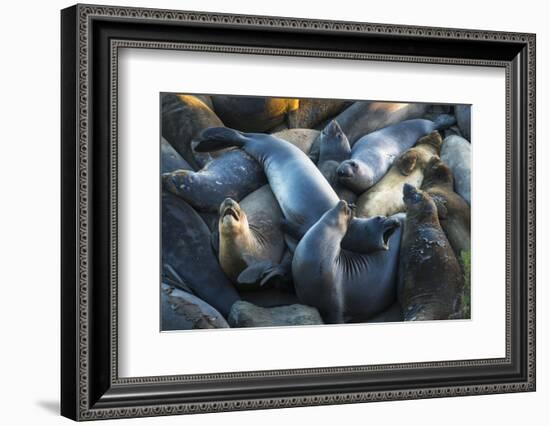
[161,283,229,330]
[336,116,456,194]
[193,127,393,254]
[454,105,471,141]
[161,93,225,169]
[398,184,464,321]
[161,137,192,174]
[292,201,403,323]
[316,120,356,203]
[441,134,471,205]
[162,192,239,316]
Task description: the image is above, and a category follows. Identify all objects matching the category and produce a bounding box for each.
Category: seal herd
[160,94,472,330]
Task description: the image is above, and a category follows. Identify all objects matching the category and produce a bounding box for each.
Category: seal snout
[337,160,357,178]
[381,217,400,248]
[403,183,422,204]
[220,198,241,221]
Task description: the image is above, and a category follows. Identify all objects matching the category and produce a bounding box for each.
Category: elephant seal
[336,116,456,194]
[356,131,443,217]
[161,93,225,169]
[162,192,239,316]
[286,98,351,129]
[217,185,286,287]
[273,128,320,156]
[161,284,229,330]
[455,105,471,141]
[441,135,471,205]
[292,201,403,323]
[162,149,266,212]
[398,184,463,321]
[421,157,471,257]
[309,102,430,161]
[211,96,299,132]
[316,120,356,203]
[194,127,392,254]
[161,137,192,174]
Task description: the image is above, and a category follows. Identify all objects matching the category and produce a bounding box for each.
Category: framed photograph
[61,4,536,421]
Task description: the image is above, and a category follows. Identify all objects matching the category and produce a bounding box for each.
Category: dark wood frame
[61,3,536,421]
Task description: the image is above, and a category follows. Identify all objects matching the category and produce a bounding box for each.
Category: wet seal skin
[316,120,357,204]
[292,201,404,323]
[217,185,287,288]
[193,126,396,254]
[441,134,472,205]
[161,94,225,170]
[336,115,456,194]
[356,131,443,217]
[211,96,299,132]
[161,192,240,317]
[421,157,471,257]
[398,184,464,321]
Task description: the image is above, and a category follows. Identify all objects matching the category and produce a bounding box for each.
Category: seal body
[316,120,356,203]
[292,201,403,323]
[211,96,299,132]
[218,185,285,286]
[162,149,266,212]
[161,192,239,316]
[161,284,229,330]
[455,105,471,141]
[356,131,443,217]
[194,127,396,254]
[286,98,350,129]
[441,135,471,205]
[273,128,320,156]
[337,118,452,194]
[161,94,224,169]
[421,158,471,257]
[398,184,463,321]
[161,137,193,174]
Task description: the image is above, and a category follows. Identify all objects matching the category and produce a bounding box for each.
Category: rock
[161,284,230,331]
[228,301,323,328]
[273,128,320,156]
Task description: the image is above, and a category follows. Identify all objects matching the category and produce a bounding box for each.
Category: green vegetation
[460,250,471,319]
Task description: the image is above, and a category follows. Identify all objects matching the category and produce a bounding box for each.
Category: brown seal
[421,157,471,257]
[161,93,225,170]
[398,184,464,321]
[218,186,286,288]
[356,131,443,217]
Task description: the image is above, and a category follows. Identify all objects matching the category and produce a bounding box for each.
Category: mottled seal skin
[161,93,224,169]
[162,149,266,212]
[455,105,471,141]
[194,127,391,254]
[161,137,192,174]
[161,284,229,330]
[211,96,299,132]
[292,201,403,323]
[218,186,286,287]
[316,120,356,203]
[161,192,239,316]
[337,116,455,194]
[309,102,430,162]
[356,131,443,217]
[441,135,471,205]
[398,184,463,321]
[286,99,351,129]
[421,157,471,257]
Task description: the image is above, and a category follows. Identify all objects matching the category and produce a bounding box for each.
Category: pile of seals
[160,94,472,330]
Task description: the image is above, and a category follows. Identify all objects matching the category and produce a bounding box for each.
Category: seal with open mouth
[291,200,404,324]
[217,185,287,288]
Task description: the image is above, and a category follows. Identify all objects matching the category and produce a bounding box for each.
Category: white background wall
[0,0,546,424]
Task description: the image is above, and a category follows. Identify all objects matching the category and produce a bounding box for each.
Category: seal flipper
[433,114,457,131]
[237,260,275,286]
[193,127,247,152]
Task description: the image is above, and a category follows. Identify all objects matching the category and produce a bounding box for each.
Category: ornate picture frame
[61,4,536,420]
